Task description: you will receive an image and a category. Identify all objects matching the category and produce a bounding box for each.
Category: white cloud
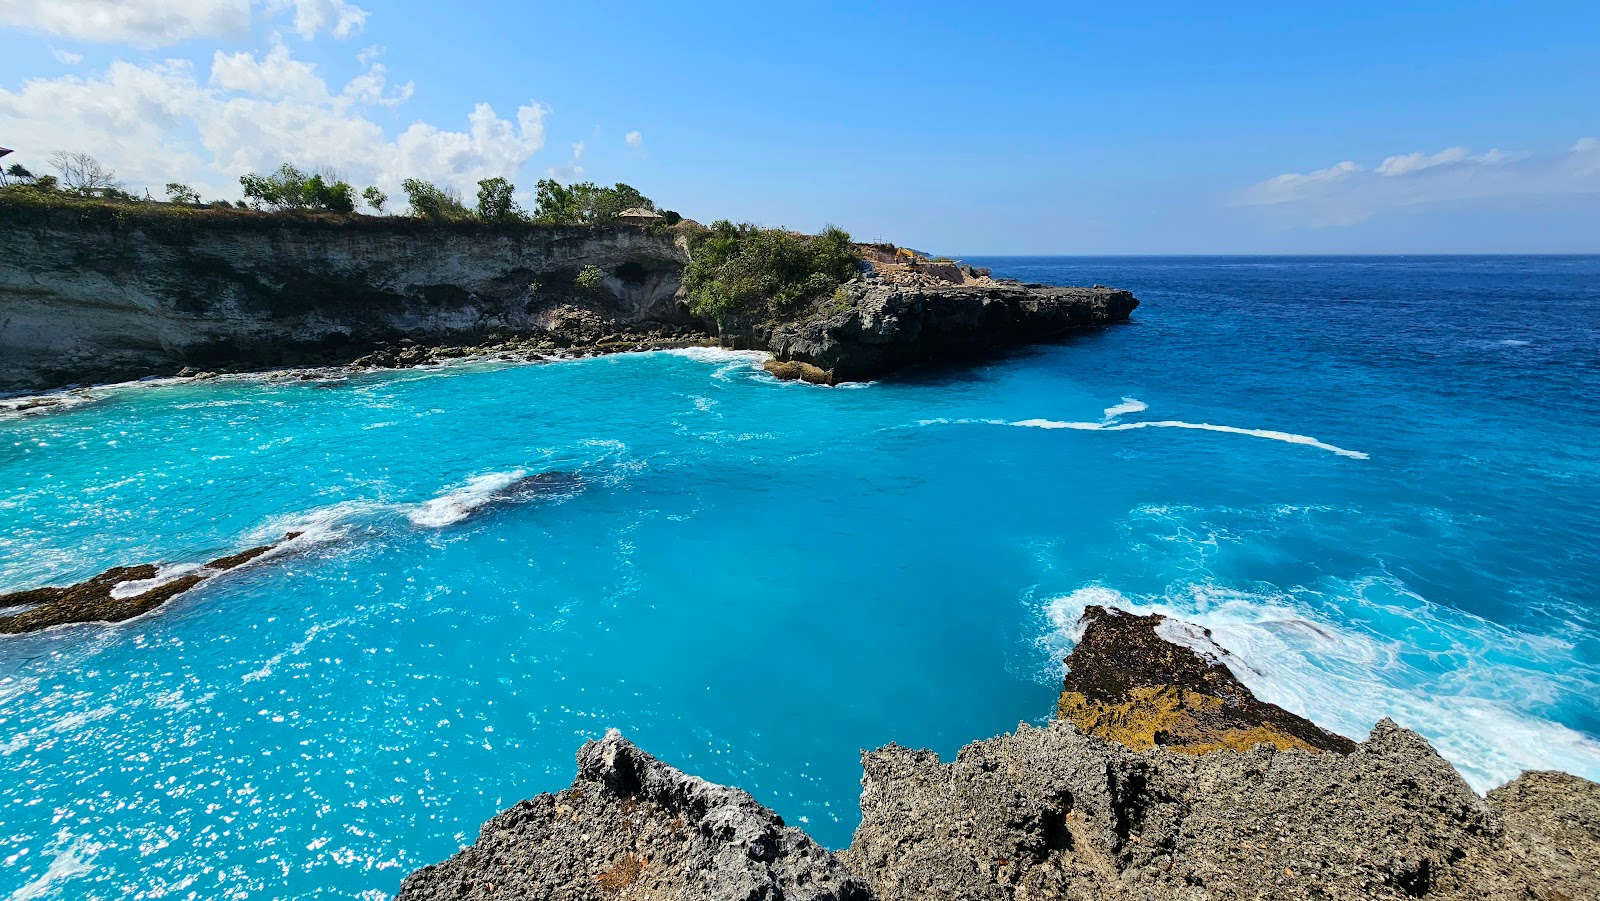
[0,0,365,47]
[624,130,642,149]
[268,0,365,40]
[49,46,84,64]
[0,45,547,204]
[1238,140,1600,225]
[546,140,586,182]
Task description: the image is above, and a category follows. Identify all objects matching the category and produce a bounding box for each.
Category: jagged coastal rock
[756,282,1139,384]
[1055,605,1356,754]
[0,207,1137,392]
[395,730,870,901]
[395,607,1600,900]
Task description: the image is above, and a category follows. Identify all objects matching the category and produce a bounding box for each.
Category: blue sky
[1,1,1597,253]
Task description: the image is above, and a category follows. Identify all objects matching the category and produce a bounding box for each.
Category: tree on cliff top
[531,179,656,225]
[684,222,859,323]
[50,152,122,196]
[475,177,525,223]
[240,164,355,213]
[402,178,470,221]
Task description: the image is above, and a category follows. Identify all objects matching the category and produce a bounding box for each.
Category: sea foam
[1036,582,1600,793]
[1011,397,1369,459]
[406,470,532,528]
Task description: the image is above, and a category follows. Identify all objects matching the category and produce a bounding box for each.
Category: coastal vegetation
[0,150,681,229]
[683,221,859,322]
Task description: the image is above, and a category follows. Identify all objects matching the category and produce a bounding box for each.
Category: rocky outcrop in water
[0,533,299,633]
[751,281,1139,385]
[395,606,1600,900]
[1055,605,1356,754]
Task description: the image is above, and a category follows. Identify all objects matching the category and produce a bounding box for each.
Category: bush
[574,265,605,294]
[683,222,859,323]
[402,178,471,221]
[240,164,355,213]
[362,185,387,214]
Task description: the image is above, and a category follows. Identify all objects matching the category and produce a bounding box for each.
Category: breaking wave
[1008,396,1369,459]
[1036,582,1600,793]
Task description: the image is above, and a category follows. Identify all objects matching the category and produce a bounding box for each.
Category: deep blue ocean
[3,256,1598,899]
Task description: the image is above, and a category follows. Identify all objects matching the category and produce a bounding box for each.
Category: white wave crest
[1101,397,1148,422]
[1012,404,1368,459]
[406,470,530,528]
[1037,583,1600,793]
[108,563,208,600]
[7,831,98,901]
[661,347,770,364]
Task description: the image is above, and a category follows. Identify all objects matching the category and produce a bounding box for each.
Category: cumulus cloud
[0,0,365,47]
[624,130,643,149]
[1238,140,1600,225]
[0,44,546,204]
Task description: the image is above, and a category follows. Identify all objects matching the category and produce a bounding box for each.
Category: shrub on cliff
[240,164,356,213]
[402,178,471,221]
[684,222,859,323]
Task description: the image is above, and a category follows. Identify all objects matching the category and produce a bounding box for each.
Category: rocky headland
[0,203,1136,394]
[394,605,1600,900]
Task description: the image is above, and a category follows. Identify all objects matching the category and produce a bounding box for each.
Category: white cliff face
[0,211,690,391]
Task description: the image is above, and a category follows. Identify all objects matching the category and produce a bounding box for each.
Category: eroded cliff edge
[394,606,1600,901]
[0,206,1137,393]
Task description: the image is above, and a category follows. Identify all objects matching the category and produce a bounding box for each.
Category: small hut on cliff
[617,207,663,226]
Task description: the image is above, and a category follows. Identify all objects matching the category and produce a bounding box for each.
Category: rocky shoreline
[0,210,1137,393]
[395,605,1600,900]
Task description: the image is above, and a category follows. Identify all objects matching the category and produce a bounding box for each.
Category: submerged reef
[0,534,299,634]
[396,606,1600,900]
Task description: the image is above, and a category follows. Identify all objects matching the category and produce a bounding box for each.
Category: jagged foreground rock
[395,730,870,901]
[843,721,1598,900]
[396,608,1599,900]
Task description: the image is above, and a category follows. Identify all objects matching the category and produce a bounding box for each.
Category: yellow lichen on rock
[763,359,834,385]
[1058,685,1321,755]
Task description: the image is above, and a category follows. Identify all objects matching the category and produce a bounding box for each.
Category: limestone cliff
[0,206,690,391]
[0,205,1139,392]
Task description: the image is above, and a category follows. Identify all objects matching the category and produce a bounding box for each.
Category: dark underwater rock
[394,730,871,901]
[0,533,299,634]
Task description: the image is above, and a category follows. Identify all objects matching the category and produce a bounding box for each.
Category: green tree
[402,178,470,220]
[684,223,860,323]
[165,182,201,205]
[361,185,387,213]
[240,164,355,212]
[531,179,657,225]
[586,183,653,222]
[531,178,581,224]
[475,177,525,223]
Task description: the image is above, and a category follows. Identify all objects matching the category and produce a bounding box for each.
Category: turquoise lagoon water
[2,256,1599,899]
